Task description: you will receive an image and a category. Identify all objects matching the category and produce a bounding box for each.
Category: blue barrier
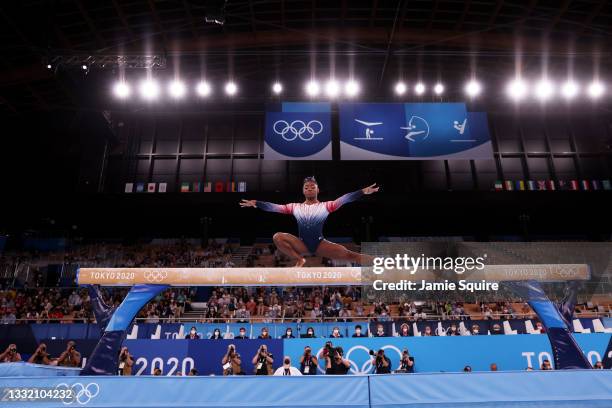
[0,371,610,408]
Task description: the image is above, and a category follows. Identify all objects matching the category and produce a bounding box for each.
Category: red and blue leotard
[256,189,364,254]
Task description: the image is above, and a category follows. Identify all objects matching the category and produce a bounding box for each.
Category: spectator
[185,326,200,340]
[235,327,249,339]
[372,349,391,374]
[374,323,386,337]
[118,346,134,376]
[299,346,318,375]
[352,325,366,337]
[222,344,242,375]
[448,324,460,336]
[258,327,271,339]
[491,324,503,335]
[57,341,81,367]
[302,327,316,338]
[28,343,51,365]
[280,328,295,339]
[252,344,273,375]
[490,363,498,371]
[330,327,343,338]
[423,326,433,336]
[273,356,302,376]
[210,328,223,340]
[471,324,481,335]
[153,367,162,376]
[0,344,21,363]
[398,323,410,337]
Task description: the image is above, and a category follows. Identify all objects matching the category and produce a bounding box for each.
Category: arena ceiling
[0,0,611,113]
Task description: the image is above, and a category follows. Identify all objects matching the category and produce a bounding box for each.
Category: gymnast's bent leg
[315,239,373,265]
[273,232,309,267]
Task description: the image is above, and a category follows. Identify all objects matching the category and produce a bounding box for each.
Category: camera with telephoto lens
[323,341,336,358]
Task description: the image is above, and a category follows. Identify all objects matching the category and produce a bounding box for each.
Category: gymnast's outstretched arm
[325,183,379,213]
[240,199,293,214]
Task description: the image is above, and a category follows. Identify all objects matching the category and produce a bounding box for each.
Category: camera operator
[397,349,414,373]
[299,346,318,375]
[0,344,22,363]
[28,343,51,365]
[118,346,134,375]
[57,341,81,367]
[370,349,391,374]
[319,342,350,375]
[252,344,274,375]
[222,344,243,375]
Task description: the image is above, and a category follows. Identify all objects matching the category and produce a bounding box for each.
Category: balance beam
[76,264,590,286]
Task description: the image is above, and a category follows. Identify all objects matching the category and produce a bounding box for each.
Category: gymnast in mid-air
[240,177,379,267]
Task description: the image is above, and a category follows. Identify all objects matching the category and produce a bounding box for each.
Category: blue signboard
[264,102,332,160]
[339,103,493,160]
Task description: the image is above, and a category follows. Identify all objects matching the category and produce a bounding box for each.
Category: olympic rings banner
[339,103,493,160]
[264,102,332,160]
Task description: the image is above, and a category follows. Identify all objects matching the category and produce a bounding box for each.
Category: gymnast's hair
[303,176,318,185]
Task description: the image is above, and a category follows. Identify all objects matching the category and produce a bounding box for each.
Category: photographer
[252,344,273,375]
[370,349,391,374]
[28,343,51,365]
[118,346,134,375]
[273,356,302,376]
[222,344,242,375]
[397,349,414,373]
[299,346,318,375]
[0,344,22,363]
[320,342,350,375]
[57,341,81,367]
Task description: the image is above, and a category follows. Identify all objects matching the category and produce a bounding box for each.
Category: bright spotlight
[506,79,527,101]
[561,81,579,100]
[168,80,186,99]
[414,83,426,95]
[465,80,482,97]
[81,64,88,71]
[325,80,340,98]
[587,81,605,99]
[305,80,320,97]
[139,79,160,100]
[534,79,554,101]
[433,83,444,95]
[113,82,131,99]
[395,82,407,95]
[345,80,360,97]
[225,82,237,96]
[272,82,283,95]
[46,64,52,70]
[196,81,212,97]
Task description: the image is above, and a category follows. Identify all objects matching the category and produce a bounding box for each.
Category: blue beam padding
[105,284,168,332]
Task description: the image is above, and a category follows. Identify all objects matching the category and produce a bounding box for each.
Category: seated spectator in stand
[447,323,460,336]
[258,327,271,339]
[352,325,366,337]
[491,323,503,335]
[490,363,498,371]
[118,347,134,376]
[398,323,410,337]
[299,346,318,375]
[422,326,433,336]
[273,356,302,376]
[338,308,352,322]
[185,326,200,339]
[252,344,274,375]
[57,341,81,367]
[210,328,223,340]
[280,328,295,339]
[329,326,343,338]
[235,327,249,339]
[302,327,316,338]
[535,322,546,333]
[28,343,51,365]
[463,365,472,373]
[222,344,242,375]
[471,324,481,335]
[374,323,387,337]
[0,344,21,363]
[540,359,552,370]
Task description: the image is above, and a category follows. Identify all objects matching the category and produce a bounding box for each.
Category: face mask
[333,330,339,335]
[240,331,246,336]
[215,331,220,336]
[377,329,383,334]
[355,329,361,334]
[308,331,313,335]
[287,331,292,336]
[190,329,196,335]
[284,359,290,365]
[473,330,479,334]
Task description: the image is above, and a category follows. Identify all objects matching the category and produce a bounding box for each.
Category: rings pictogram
[144,270,168,282]
[56,382,100,405]
[273,120,323,141]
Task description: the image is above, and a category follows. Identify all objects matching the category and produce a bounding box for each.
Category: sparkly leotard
[256,189,364,254]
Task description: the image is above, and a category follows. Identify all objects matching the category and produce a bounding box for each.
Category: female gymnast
[240,177,379,267]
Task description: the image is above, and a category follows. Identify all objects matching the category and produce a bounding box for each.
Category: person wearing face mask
[210,328,223,339]
[330,327,343,338]
[235,327,249,339]
[491,323,503,335]
[252,344,274,375]
[422,326,433,336]
[535,322,546,333]
[352,325,366,337]
[185,326,200,339]
[374,324,386,337]
[258,327,271,339]
[447,324,460,336]
[281,328,295,339]
[471,324,481,336]
[302,327,316,338]
[398,323,410,337]
[273,356,302,376]
[299,346,318,375]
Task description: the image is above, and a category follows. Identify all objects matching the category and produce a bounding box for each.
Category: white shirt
[273,366,302,376]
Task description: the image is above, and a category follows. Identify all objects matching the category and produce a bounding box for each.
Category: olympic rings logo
[55,382,100,405]
[273,120,323,141]
[314,344,403,374]
[144,270,168,283]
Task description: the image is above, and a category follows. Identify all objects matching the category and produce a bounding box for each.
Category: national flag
[569,180,579,191]
[591,180,600,190]
[504,180,513,191]
[193,182,201,192]
[494,181,503,191]
[203,182,212,192]
[125,183,134,193]
[238,181,247,192]
[136,183,145,193]
[214,181,224,192]
[557,180,567,190]
[180,182,190,193]
[515,180,525,191]
[546,180,555,191]
[158,183,167,193]
[581,180,590,191]
[527,180,537,191]
[147,183,156,193]
[602,180,612,190]
[537,180,546,191]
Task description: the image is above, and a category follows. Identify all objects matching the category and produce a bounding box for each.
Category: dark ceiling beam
[378,0,402,86]
[112,0,136,42]
[147,0,169,51]
[517,0,538,29]
[487,0,505,29]
[369,0,378,27]
[455,0,471,31]
[427,0,440,31]
[547,0,572,32]
[74,0,106,50]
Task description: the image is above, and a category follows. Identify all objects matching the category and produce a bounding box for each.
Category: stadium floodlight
[506,79,528,101]
[225,81,237,96]
[168,80,187,99]
[433,83,444,95]
[325,80,341,98]
[587,81,605,99]
[81,64,88,71]
[561,80,579,100]
[46,64,52,70]
[464,80,482,97]
[196,81,212,97]
[305,80,320,97]
[534,79,554,101]
[113,81,131,99]
[414,82,426,95]
[139,79,160,100]
[345,80,360,97]
[394,82,407,95]
[272,82,283,95]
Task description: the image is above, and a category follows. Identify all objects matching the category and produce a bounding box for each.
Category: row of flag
[494,179,612,191]
[125,181,247,193]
